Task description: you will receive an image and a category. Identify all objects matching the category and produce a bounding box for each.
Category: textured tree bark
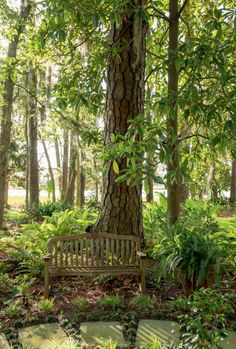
[209,162,218,202]
[64,131,77,205]
[146,176,154,202]
[40,65,56,202]
[4,179,8,206]
[230,160,236,203]
[25,111,29,208]
[61,129,69,201]
[0,0,31,228]
[93,1,148,237]
[94,158,99,202]
[167,0,181,225]
[54,138,62,195]
[28,68,39,209]
[42,139,56,202]
[76,145,85,207]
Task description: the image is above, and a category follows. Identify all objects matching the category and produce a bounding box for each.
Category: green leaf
[113,160,119,174]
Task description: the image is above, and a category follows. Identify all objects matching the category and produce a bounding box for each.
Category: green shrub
[72,297,89,311]
[0,207,98,276]
[99,295,122,310]
[152,221,222,290]
[38,201,72,217]
[172,288,234,349]
[38,298,54,313]
[5,303,20,318]
[130,294,153,309]
[143,195,167,243]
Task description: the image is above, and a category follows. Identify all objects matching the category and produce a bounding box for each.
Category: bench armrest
[43,253,52,261]
[137,251,147,258]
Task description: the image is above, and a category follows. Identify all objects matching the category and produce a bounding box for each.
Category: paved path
[1,320,236,348]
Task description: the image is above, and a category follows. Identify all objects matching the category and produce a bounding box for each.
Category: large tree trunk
[93,1,148,237]
[28,68,39,209]
[167,0,181,225]
[0,0,31,228]
[61,129,69,201]
[230,160,236,203]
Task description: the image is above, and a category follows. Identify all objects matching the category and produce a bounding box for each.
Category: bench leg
[44,262,50,298]
[141,271,146,293]
[140,259,147,294]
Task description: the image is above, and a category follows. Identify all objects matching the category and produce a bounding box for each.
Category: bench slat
[81,239,84,266]
[60,241,63,266]
[111,238,114,265]
[95,238,100,266]
[91,239,94,266]
[75,240,79,266]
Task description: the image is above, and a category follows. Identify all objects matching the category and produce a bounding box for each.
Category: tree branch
[148,5,170,23]
[178,133,210,143]
[177,0,190,19]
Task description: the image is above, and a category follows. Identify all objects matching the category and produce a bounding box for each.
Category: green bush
[99,295,122,310]
[0,207,98,276]
[172,288,234,349]
[143,195,167,243]
[38,201,72,217]
[38,298,54,313]
[72,297,89,311]
[5,303,20,318]
[145,199,225,291]
[152,219,222,290]
[130,294,153,309]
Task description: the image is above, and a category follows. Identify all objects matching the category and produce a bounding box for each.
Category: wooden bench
[43,233,147,298]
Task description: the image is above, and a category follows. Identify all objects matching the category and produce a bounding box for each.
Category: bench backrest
[48,233,141,268]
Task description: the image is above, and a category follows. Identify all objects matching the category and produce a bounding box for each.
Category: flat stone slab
[18,322,75,349]
[135,320,179,348]
[80,321,126,347]
[213,331,236,349]
[0,333,10,349]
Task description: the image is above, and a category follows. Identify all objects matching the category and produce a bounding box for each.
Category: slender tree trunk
[93,1,148,237]
[42,139,56,202]
[25,112,29,208]
[230,160,236,203]
[0,0,31,227]
[54,138,62,197]
[94,158,99,202]
[167,0,181,225]
[28,68,39,209]
[209,162,218,202]
[64,132,77,205]
[146,176,154,202]
[76,144,85,207]
[61,129,69,201]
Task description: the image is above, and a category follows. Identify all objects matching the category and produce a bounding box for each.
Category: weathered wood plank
[75,240,79,266]
[60,241,63,266]
[91,239,94,266]
[81,239,84,266]
[111,239,114,265]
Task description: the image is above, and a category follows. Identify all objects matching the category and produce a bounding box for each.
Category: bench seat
[43,233,147,297]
